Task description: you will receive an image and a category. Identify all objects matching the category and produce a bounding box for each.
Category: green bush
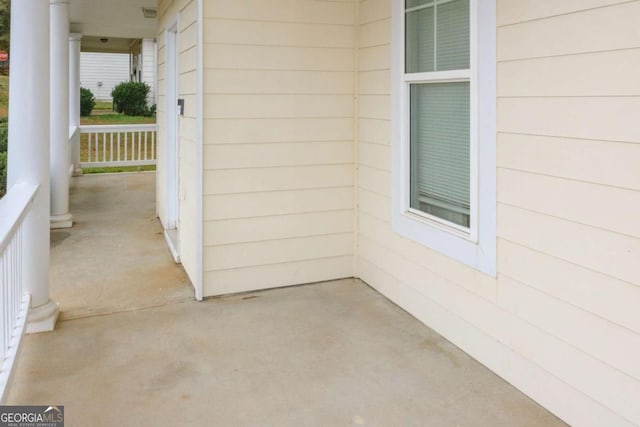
[0,126,6,152]
[0,122,5,198]
[80,87,95,116]
[0,151,6,198]
[111,81,154,117]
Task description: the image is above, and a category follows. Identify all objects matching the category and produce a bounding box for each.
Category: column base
[50,213,73,229]
[73,167,83,177]
[26,300,59,334]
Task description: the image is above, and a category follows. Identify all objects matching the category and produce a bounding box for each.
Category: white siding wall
[201,0,356,296]
[141,38,157,104]
[157,0,200,286]
[357,1,640,426]
[80,52,129,101]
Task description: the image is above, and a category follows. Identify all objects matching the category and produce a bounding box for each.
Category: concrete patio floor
[7,173,566,426]
[49,172,194,320]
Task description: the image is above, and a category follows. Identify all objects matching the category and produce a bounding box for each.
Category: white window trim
[391,0,496,276]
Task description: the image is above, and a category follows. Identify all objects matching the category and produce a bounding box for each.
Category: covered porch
[49,172,192,321]
[7,279,565,426]
[4,170,564,426]
[0,0,168,401]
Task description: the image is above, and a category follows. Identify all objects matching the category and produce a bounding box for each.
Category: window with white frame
[391,0,496,275]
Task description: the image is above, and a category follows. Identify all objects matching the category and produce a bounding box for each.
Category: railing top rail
[0,183,38,254]
[79,124,157,133]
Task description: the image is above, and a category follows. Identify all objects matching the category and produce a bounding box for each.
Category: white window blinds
[404,0,471,228]
[405,0,470,73]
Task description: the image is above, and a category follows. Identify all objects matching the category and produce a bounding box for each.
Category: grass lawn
[94,101,113,112]
[82,165,156,174]
[0,75,8,117]
[81,114,156,126]
[82,100,156,125]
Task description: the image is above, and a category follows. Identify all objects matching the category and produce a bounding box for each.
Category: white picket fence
[79,124,157,168]
[0,183,35,403]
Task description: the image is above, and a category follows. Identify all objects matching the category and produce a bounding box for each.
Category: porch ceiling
[69,0,157,42]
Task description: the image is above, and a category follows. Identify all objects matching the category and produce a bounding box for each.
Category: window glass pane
[410,82,470,227]
[405,6,435,73]
[405,0,469,73]
[436,0,470,71]
[406,0,431,8]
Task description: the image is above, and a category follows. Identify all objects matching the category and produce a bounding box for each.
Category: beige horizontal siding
[498,240,640,334]
[203,94,354,119]
[204,44,354,71]
[203,118,352,144]
[204,234,354,270]
[359,212,497,302]
[498,204,640,285]
[203,210,354,246]
[157,0,199,286]
[359,233,640,424]
[205,70,353,94]
[497,133,640,191]
[358,94,390,119]
[358,118,390,145]
[358,18,389,48]
[498,97,640,143]
[204,256,354,296]
[201,0,356,295]
[204,165,353,195]
[205,0,354,24]
[498,274,640,380]
[358,45,390,71]
[498,168,640,238]
[358,165,391,198]
[355,0,640,426]
[358,141,390,171]
[496,0,633,26]
[204,188,353,221]
[495,6,640,422]
[357,258,635,427]
[497,1,640,61]
[498,49,640,97]
[203,141,353,168]
[203,18,353,48]
[358,187,390,222]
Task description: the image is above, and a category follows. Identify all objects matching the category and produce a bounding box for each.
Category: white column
[7,0,59,333]
[69,33,82,176]
[49,0,72,229]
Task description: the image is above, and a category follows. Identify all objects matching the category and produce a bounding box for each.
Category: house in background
[79,36,157,102]
[80,51,129,100]
[2,1,639,426]
[130,38,158,104]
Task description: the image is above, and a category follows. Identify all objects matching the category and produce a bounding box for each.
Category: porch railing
[69,125,79,176]
[0,183,35,403]
[79,124,157,168]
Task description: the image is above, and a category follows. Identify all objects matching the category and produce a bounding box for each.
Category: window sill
[392,208,496,277]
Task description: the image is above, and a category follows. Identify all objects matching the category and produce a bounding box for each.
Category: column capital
[50,0,69,5]
[69,33,83,42]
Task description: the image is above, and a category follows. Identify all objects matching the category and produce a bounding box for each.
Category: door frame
[164,18,180,262]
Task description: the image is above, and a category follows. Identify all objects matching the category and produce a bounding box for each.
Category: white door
[164,22,180,262]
